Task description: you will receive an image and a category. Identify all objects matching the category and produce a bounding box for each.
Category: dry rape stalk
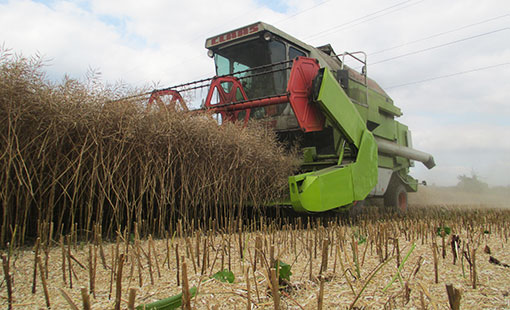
[360,237,369,268]
[394,238,400,268]
[166,231,171,269]
[196,232,201,269]
[432,241,439,284]
[81,287,91,310]
[471,247,477,289]
[350,235,360,279]
[96,224,108,269]
[417,281,438,310]
[308,237,313,281]
[31,237,40,294]
[123,228,130,261]
[135,241,143,287]
[228,234,232,272]
[182,260,191,310]
[60,235,67,285]
[114,253,125,310]
[127,250,136,289]
[67,235,74,288]
[70,252,86,270]
[251,266,262,304]
[320,238,329,275]
[208,241,221,276]
[59,288,79,310]
[489,256,510,267]
[409,255,424,281]
[337,244,356,296]
[270,267,280,310]
[445,284,462,310]
[317,275,325,310]
[314,228,318,259]
[451,235,460,265]
[201,238,208,275]
[37,256,51,308]
[90,245,97,297]
[185,237,197,274]
[245,266,251,310]
[128,288,137,310]
[1,254,13,310]
[403,281,411,305]
[441,230,447,259]
[109,244,115,299]
[175,243,180,286]
[332,243,338,275]
[419,291,426,310]
[220,241,225,271]
[238,227,244,260]
[147,237,155,285]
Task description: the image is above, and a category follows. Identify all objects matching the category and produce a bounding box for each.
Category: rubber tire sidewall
[384,183,408,214]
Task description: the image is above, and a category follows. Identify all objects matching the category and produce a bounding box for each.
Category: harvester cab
[150,22,435,213]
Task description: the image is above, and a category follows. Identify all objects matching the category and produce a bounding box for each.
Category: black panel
[336,70,349,90]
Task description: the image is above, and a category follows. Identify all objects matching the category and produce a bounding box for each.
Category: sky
[1,0,509,186]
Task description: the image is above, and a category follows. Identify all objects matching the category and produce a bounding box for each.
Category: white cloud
[1,0,509,186]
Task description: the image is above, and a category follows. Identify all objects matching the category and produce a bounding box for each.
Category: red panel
[287,57,325,132]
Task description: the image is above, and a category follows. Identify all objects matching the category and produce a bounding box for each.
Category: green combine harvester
[150,22,435,213]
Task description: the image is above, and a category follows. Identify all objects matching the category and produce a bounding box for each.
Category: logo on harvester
[208,24,260,46]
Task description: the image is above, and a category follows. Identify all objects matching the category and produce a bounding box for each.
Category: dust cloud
[408,186,510,208]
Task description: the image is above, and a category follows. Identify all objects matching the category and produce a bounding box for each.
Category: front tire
[384,183,408,213]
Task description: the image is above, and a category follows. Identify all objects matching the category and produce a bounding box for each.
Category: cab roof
[205,21,313,51]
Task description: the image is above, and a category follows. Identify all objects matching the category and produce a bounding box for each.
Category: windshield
[214,39,286,99]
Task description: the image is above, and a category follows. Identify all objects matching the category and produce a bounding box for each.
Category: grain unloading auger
[149,22,435,213]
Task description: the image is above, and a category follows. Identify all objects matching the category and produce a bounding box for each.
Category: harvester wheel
[148,90,188,112]
[384,183,408,214]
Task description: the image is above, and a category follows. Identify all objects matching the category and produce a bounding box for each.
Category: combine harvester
[149,22,435,213]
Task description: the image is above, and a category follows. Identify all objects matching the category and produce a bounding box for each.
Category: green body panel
[354,104,368,120]
[373,118,398,140]
[377,155,395,169]
[289,129,377,212]
[288,68,378,212]
[346,80,402,141]
[348,80,401,116]
[395,122,410,168]
[317,68,366,148]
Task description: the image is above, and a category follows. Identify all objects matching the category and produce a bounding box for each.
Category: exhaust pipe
[375,137,435,169]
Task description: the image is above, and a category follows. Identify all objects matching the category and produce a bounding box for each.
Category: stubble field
[2,202,510,310]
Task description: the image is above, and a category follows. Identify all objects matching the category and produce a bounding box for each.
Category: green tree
[457,172,488,192]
